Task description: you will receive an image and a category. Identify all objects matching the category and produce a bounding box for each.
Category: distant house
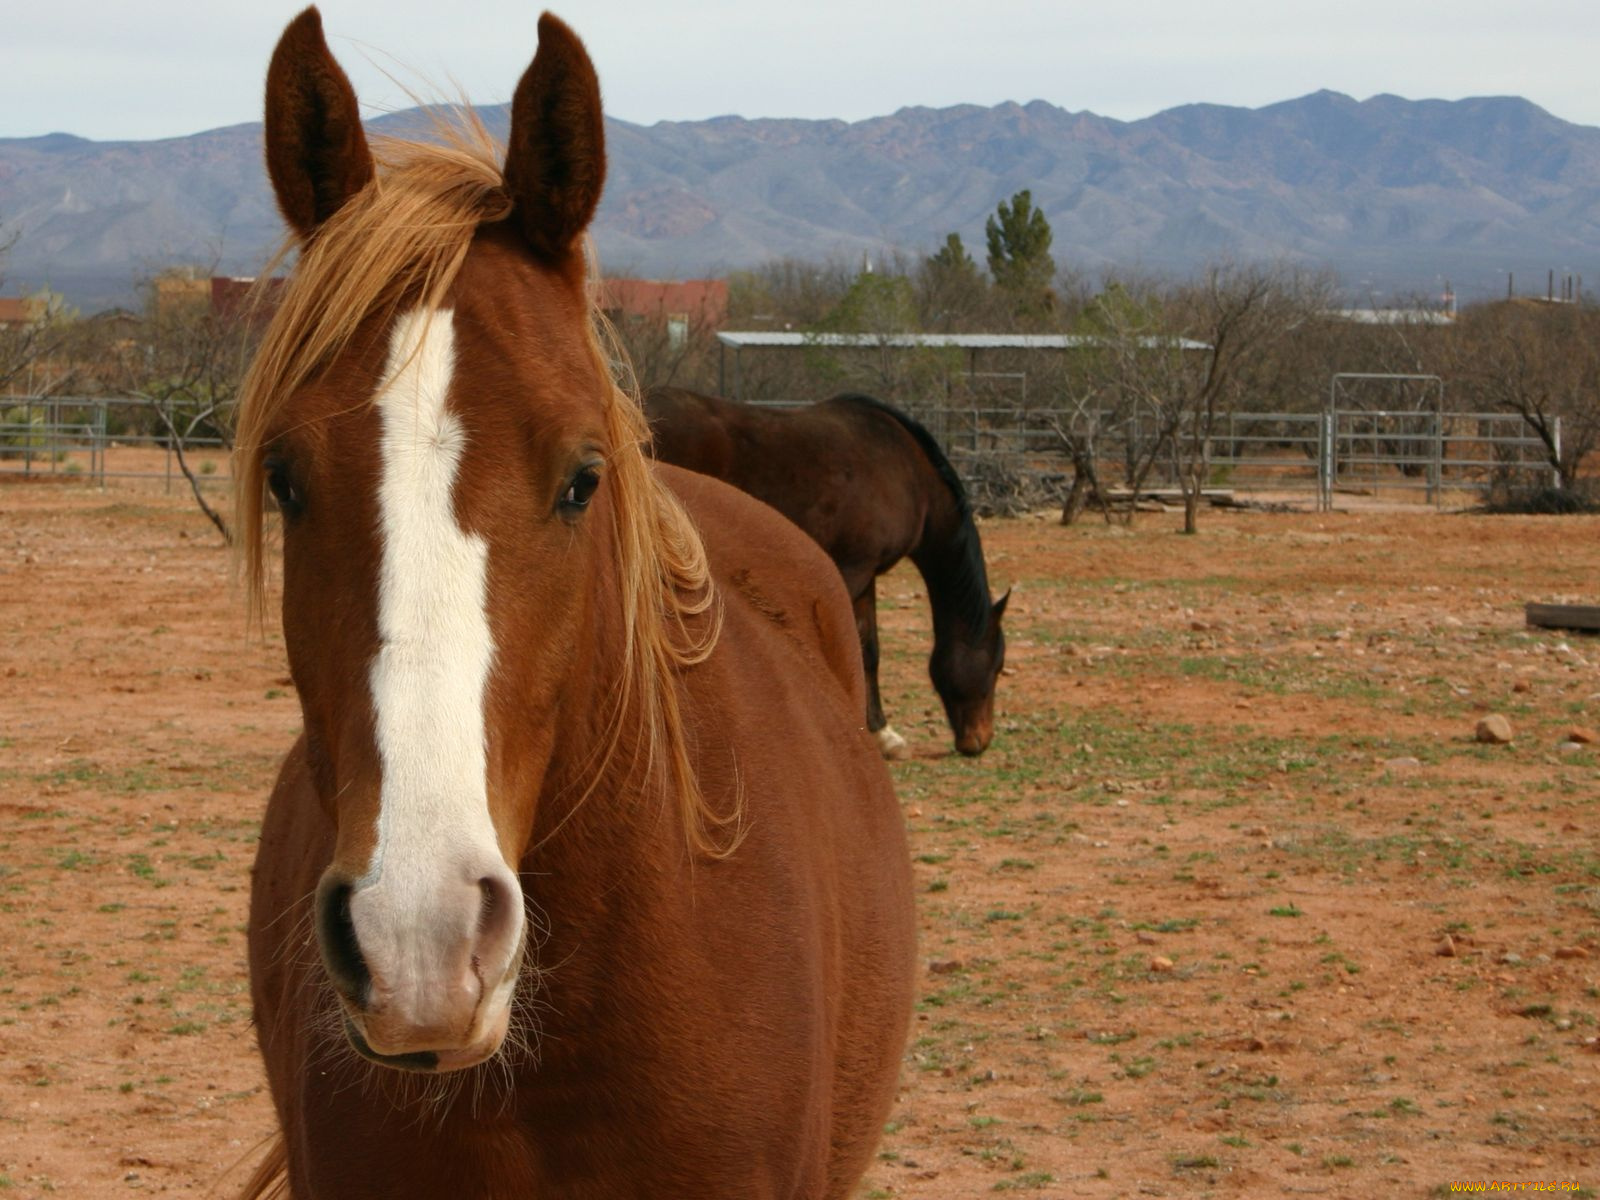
[151,270,211,320]
[1334,307,1455,326]
[0,296,45,329]
[600,278,728,348]
[209,275,286,325]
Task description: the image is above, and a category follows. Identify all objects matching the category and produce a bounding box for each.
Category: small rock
[1566,727,1598,744]
[1149,956,1175,973]
[1512,678,1533,694]
[1436,935,1457,958]
[1384,756,1422,770]
[1557,741,1584,755]
[1475,714,1514,745]
[927,959,963,975]
[1554,946,1591,961]
[1242,825,1269,837]
[1135,931,1158,946]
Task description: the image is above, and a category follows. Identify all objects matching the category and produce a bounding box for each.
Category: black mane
[832,393,994,634]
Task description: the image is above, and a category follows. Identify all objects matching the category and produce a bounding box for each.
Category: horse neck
[909,482,992,648]
[524,543,681,877]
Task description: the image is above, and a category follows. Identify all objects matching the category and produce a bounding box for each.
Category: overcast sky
[4,1,1599,141]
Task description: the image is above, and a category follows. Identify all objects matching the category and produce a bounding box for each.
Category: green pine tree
[985,190,1055,309]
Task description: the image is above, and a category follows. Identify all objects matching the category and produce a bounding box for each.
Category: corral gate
[1319,373,1558,510]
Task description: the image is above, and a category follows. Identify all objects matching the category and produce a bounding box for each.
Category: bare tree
[1163,264,1337,532]
[0,226,83,400]
[99,268,258,541]
[1445,300,1600,493]
[1070,265,1335,531]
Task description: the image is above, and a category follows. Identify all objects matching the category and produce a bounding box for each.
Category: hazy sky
[4,1,1599,141]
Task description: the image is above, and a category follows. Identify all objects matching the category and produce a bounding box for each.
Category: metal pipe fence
[0,396,231,492]
[749,396,1561,511]
[0,394,1565,512]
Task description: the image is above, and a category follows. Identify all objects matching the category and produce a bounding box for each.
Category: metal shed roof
[715,331,1210,351]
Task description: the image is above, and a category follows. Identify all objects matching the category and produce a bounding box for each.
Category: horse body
[250,467,911,1199]
[645,387,1009,757]
[238,12,913,1197]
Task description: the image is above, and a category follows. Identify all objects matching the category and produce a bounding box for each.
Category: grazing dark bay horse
[645,387,1010,758]
[233,11,914,1198]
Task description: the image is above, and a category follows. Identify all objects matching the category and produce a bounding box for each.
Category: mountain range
[3,89,1599,311]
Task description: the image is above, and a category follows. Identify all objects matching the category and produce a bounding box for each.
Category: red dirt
[1,483,1596,1197]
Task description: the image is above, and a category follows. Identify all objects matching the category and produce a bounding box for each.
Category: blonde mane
[232,111,732,856]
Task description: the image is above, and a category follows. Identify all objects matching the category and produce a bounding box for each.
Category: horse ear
[992,587,1012,622]
[264,7,374,241]
[504,13,606,262]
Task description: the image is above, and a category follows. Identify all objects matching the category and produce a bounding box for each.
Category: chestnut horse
[645,387,1010,758]
[234,11,914,1198]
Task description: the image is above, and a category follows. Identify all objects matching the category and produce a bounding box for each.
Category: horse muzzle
[315,860,525,1072]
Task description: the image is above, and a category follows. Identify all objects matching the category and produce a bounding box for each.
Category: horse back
[645,388,934,590]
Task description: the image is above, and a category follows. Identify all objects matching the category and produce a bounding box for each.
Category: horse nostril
[474,872,521,975]
[315,876,371,1008]
[476,874,512,937]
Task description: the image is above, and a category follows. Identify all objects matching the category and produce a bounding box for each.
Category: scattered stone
[1554,946,1592,961]
[1557,741,1585,755]
[1499,951,1523,965]
[1384,756,1422,770]
[1136,931,1158,946]
[1242,825,1269,837]
[1512,678,1533,694]
[1565,727,1597,744]
[1436,935,1458,958]
[1475,714,1514,745]
[927,959,963,975]
[1149,956,1175,973]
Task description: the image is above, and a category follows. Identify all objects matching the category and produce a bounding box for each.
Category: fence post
[1552,416,1562,490]
[96,400,107,489]
[1430,409,1442,509]
[1318,409,1331,512]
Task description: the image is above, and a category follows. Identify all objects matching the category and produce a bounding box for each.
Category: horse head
[238,8,708,1073]
[929,586,1009,757]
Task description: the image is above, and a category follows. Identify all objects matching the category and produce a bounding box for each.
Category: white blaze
[363,306,500,910]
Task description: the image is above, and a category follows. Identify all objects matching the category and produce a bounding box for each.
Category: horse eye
[559,464,601,514]
[264,456,302,518]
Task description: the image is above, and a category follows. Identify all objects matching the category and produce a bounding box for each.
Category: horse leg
[853,584,907,760]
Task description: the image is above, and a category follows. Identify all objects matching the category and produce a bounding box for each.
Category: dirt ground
[1,479,1596,1198]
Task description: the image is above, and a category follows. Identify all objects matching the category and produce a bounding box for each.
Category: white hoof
[875,726,910,760]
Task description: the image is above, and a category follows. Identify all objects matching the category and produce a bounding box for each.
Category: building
[599,278,728,348]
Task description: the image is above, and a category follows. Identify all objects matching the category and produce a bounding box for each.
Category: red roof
[210,276,287,324]
[0,297,38,327]
[599,278,727,325]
